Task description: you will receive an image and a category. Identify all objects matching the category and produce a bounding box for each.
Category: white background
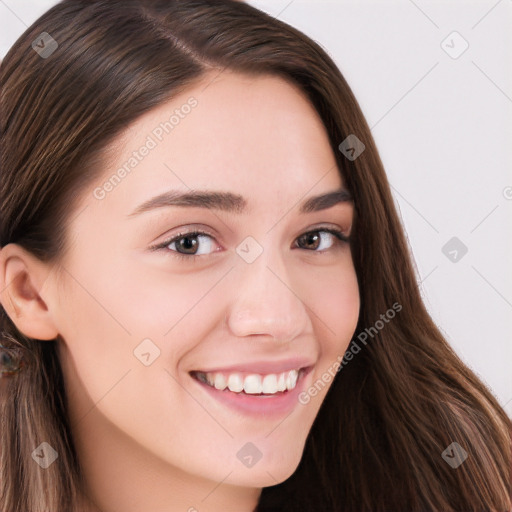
[1,0,511,415]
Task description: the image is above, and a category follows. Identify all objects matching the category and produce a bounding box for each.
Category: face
[46,71,359,496]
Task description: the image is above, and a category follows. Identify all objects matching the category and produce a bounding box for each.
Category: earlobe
[0,244,59,341]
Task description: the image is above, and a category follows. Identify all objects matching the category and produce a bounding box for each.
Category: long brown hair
[1,1,510,511]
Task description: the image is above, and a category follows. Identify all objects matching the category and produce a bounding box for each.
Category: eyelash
[150,227,350,262]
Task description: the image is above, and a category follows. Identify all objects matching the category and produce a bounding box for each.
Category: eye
[150,226,349,261]
[153,230,218,260]
[295,228,349,252]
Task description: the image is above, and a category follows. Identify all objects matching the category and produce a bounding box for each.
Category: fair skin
[0,71,359,512]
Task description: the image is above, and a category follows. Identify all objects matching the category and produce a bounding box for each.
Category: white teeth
[286,370,298,390]
[262,374,278,394]
[214,373,227,390]
[196,369,301,395]
[277,373,286,392]
[227,373,244,393]
[243,374,262,394]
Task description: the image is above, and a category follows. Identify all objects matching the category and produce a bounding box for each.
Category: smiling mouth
[189,367,309,396]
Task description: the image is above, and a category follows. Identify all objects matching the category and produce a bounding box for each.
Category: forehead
[90,70,344,214]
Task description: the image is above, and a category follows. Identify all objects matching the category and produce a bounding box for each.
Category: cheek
[304,262,360,380]
[309,262,360,339]
[52,253,153,418]
[55,255,225,412]
[55,279,135,417]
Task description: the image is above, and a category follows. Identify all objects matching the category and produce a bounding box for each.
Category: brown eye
[298,232,322,250]
[174,235,200,255]
[168,232,216,256]
[152,230,219,260]
[296,228,348,252]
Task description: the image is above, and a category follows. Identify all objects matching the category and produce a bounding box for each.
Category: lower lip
[189,367,313,418]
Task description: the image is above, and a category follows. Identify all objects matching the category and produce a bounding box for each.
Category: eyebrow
[127,187,352,217]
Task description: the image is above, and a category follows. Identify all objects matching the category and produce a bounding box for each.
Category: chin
[227,454,303,488]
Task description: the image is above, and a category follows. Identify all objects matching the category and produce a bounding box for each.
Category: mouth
[190,367,310,396]
[188,365,313,416]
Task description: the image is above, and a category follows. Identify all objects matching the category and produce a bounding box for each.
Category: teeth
[195,369,301,395]
[213,373,227,390]
[286,370,298,389]
[243,374,261,394]
[277,372,286,392]
[262,374,277,394]
[227,373,244,392]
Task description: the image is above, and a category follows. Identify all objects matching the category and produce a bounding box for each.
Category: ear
[0,243,59,340]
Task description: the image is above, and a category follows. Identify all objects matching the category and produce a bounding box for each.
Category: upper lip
[191,357,316,375]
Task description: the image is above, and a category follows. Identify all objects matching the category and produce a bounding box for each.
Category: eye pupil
[300,232,320,250]
[178,236,198,254]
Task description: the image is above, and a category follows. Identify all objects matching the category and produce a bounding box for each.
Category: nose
[225,247,310,343]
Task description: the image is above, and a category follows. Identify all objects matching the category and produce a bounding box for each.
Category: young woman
[0,1,510,511]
